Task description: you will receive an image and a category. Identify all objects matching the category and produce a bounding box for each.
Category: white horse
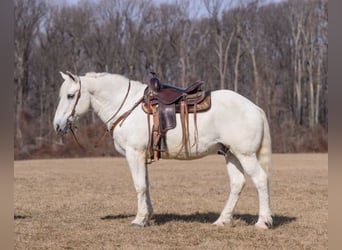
[53,71,273,229]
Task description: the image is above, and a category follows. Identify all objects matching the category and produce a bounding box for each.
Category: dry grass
[14,154,328,249]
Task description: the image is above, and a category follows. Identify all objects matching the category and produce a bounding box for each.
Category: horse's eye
[67,94,75,99]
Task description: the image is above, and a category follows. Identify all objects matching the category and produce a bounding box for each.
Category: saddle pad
[142,95,211,114]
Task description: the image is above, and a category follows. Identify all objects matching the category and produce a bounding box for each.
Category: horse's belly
[160,142,221,160]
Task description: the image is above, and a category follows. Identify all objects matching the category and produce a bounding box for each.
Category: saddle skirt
[142,91,211,114]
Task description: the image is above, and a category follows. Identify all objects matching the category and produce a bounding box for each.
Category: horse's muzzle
[54,121,70,135]
[55,124,65,135]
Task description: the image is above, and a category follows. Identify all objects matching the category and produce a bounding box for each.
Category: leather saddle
[142,80,211,133]
[152,81,205,104]
[142,77,211,161]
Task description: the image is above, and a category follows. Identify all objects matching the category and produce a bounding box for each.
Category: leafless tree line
[14,0,327,159]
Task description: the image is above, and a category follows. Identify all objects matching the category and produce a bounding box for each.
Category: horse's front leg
[125,147,153,227]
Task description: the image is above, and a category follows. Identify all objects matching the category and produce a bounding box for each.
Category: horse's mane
[84,72,131,83]
[84,72,109,78]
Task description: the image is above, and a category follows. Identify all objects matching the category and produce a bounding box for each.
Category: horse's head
[53,71,90,135]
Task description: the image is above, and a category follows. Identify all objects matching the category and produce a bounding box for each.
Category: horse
[53,71,273,229]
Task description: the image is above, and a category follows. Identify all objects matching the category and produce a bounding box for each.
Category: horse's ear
[66,71,77,82]
[60,71,68,81]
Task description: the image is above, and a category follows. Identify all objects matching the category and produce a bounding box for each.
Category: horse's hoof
[255,221,271,230]
[213,219,231,227]
[131,220,150,227]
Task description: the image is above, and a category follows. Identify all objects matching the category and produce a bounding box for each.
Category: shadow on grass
[153,212,219,225]
[14,214,31,220]
[101,214,135,220]
[100,212,296,228]
[233,213,297,228]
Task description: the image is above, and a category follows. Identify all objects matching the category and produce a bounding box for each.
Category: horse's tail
[257,109,272,179]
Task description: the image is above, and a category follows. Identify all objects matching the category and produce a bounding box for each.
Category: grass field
[14,154,328,249]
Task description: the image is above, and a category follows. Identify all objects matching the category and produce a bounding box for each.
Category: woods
[14,0,328,159]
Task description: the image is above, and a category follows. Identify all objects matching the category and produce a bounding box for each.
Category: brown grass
[14,154,328,249]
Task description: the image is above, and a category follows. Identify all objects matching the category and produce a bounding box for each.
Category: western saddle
[142,73,211,162]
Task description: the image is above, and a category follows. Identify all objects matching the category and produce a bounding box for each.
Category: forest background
[14,0,328,159]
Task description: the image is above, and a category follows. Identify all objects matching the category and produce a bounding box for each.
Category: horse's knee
[230,177,245,194]
[252,170,269,190]
[227,163,246,193]
[134,184,147,194]
[238,156,268,188]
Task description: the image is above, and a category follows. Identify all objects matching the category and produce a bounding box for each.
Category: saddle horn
[149,72,161,92]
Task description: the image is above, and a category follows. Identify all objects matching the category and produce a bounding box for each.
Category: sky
[61,0,285,19]
[63,0,285,8]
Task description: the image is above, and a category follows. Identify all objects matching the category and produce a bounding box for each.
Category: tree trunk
[250,49,260,105]
[215,30,234,90]
[314,47,323,125]
[233,37,241,92]
[16,83,23,149]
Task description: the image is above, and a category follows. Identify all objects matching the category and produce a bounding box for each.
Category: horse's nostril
[55,124,60,132]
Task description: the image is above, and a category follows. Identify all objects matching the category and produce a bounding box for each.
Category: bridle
[64,76,141,149]
[65,75,84,149]
[67,76,82,123]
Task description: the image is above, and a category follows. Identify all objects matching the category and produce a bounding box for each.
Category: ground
[14,154,328,249]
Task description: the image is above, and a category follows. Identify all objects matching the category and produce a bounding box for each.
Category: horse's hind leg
[236,153,273,229]
[125,147,153,226]
[214,151,246,226]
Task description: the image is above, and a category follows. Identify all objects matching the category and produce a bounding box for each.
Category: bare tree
[204,0,236,89]
[233,9,242,92]
[303,0,327,127]
[287,0,307,124]
[14,0,46,149]
[240,0,265,105]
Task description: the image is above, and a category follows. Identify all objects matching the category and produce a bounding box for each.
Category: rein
[104,79,132,125]
[94,80,143,147]
[108,95,144,135]
[68,122,85,150]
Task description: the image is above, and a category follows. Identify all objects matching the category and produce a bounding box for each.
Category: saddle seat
[143,80,211,115]
[150,80,205,105]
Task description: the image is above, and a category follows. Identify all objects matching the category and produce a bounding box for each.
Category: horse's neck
[82,75,145,125]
